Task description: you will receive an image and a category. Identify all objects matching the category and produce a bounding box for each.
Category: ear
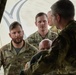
[35,21,37,26]
[9,33,11,38]
[56,14,61,22]
[22,30,24,35]
[48,20,50,24]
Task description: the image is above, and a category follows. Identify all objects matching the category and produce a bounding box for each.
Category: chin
[15,40,23,44]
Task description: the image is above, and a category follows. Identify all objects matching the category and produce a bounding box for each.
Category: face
[47,11,53,26]
[39,41,51,51]
[35,15,48,32]
[51,10,60,29]
[9,25,24,44]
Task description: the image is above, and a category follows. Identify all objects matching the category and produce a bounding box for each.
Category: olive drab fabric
[25,20,76,75]
[49,26,61,34]
[25,30,57,75]
[0,40,38,75]
[26,30,57,49]
[0,0,7,22]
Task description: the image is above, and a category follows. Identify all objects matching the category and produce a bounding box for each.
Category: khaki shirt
[26,30,57,49]
[0,40,37,75]
[49,26,61,34]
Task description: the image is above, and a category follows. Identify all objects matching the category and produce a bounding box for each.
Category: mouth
[16,38,21,41]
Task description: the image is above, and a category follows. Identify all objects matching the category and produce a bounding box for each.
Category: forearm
[24,67,32,75]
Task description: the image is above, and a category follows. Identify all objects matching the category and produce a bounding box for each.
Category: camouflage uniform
[0,40,37,75]
[26,30,57,49]
[25,30,57,75]
[49,26,61,34]
[25,20,76,75]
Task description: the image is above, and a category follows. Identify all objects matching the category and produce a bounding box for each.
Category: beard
[12,36,23,44]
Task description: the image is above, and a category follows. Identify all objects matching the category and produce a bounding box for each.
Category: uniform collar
[8,41,13,51]
[63,20,75,29]
[8,40,26,51]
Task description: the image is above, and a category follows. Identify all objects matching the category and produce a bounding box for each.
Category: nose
[15,32,19,36]
[41,21,44,25]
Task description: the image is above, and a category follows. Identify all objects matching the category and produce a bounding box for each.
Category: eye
[12,32,16,34]
[40,47,50,50]
[43,20,46,22]
[38,21,41,23]
[46,47,50,49]
[18,31,21,34]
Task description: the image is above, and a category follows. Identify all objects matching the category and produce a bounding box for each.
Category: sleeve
[24,33,70,75]
[25,40,38,54]
[20,70,26,75]
[30,51,48,64]
[30,52,42,64]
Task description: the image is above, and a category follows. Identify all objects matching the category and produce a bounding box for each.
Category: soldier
[26,12,57,49]
[24,0,76,75]
[20,39,52,75]
[0,21,37,75]
[47,11,60,34]
[30,39,52,65]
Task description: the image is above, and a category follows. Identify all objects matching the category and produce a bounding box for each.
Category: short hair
[9,21,22,31]
[51,0,75,19]
[35,12,48,20]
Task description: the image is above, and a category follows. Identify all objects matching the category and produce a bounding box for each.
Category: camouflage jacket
[26,30,57,49]
[25,20,76,75]
[0,40,37,75]
[49,26,61,34]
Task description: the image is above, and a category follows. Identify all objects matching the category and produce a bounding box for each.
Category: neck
[38,30,48,38]
[12,40,24,48]
[60,19,74,30]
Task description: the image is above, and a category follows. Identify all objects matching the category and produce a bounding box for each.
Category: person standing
[20,39,52,75]
[26,12,57,49]
[47,10,60,33]
[0,21,37,75]
[24,0,76,75]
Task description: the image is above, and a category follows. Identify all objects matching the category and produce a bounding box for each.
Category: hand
[24,62,30,70]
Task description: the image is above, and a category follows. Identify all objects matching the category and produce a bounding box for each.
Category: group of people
[0,0,76,75]
[0,8,57,75]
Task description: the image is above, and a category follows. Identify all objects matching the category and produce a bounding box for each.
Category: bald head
[39,39,52,51]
